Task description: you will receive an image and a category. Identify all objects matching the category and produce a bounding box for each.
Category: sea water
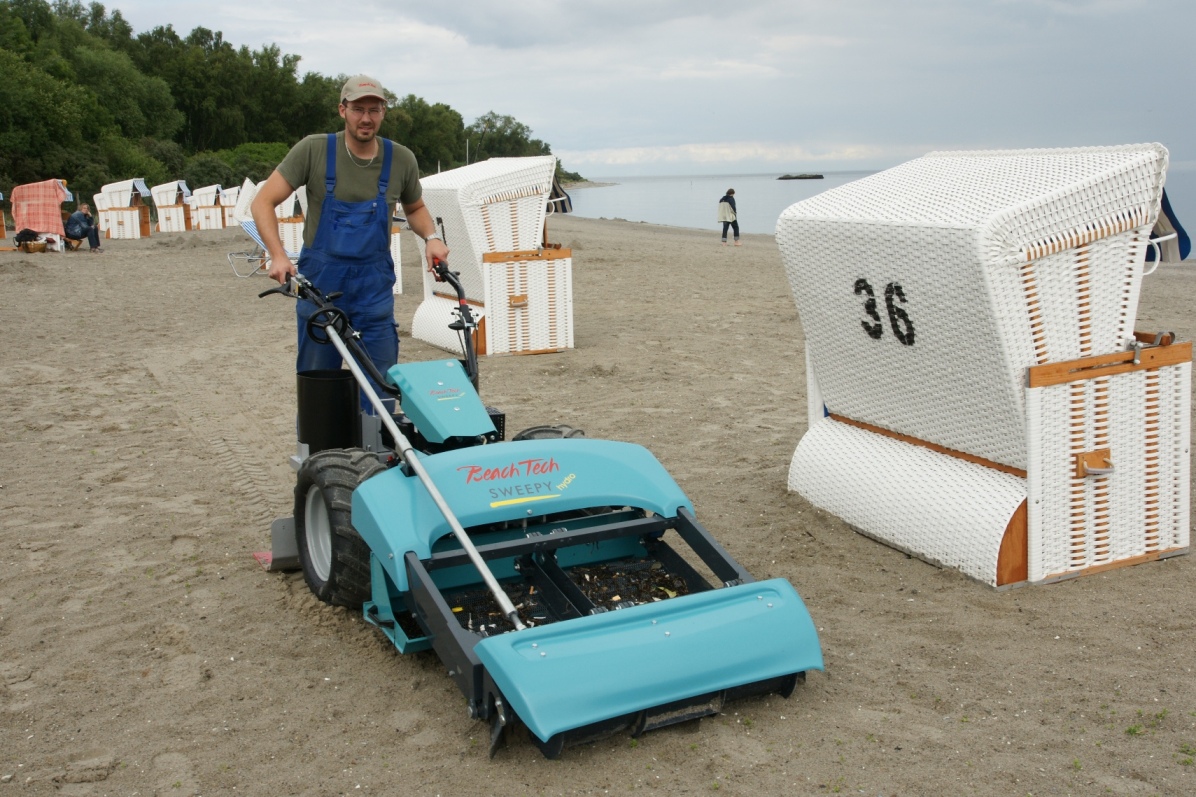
[566,172,873,236]
[567,169,1196,242]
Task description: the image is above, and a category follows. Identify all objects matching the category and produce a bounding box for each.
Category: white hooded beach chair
[191,184,225,230]
[388,202,405,296]
[222,185,240,227]
[151,180,192,233]
[92,192,110,235]
[776,144,1189,587]
[273,186,306,257]
[101,179,152,239]
[411,156,573,356]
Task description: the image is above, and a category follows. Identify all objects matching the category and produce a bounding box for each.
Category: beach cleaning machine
[258,265,824,757]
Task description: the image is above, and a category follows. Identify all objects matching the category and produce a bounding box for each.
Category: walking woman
[718,189,740,246]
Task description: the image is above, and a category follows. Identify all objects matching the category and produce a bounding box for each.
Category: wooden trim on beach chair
[1040,548,1188,583]
[482,248,573,263]
[827,413,1028,478]
[1026,338,1191,388]
[996,500,1029,586]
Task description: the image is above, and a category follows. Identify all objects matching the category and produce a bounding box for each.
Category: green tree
[214,141,290,183]
[387,94,464,175]
[70,45,183,139]
[0,0,35,56]
[290,72,341,139]
[7,0,56,43]
[243,44,302,143]
[98,134,168,187]
[183,152,235,191]
[0,0,581,196]
[465,111,551,162]
[70,1,135,52]
[140,137,186,176]
[0,47,90,186]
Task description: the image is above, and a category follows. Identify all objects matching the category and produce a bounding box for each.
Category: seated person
[65,203,103,252]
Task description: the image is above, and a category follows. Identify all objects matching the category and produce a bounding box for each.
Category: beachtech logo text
[459,457,560,484]
[459,458,567,507]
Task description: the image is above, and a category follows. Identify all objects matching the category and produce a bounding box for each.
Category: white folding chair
[228,219,299,278]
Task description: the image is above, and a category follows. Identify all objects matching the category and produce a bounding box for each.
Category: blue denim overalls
[296,133,397,407]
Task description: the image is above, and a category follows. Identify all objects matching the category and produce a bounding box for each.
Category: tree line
[0,0,581,210]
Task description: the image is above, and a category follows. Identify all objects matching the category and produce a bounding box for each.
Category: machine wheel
[294,448,387,607]
[512,424,585,441]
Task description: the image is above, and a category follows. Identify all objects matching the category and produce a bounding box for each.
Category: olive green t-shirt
[276,131,422,249]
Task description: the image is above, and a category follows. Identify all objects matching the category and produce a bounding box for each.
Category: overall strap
[376,139,393,200]
[324,133,337,198]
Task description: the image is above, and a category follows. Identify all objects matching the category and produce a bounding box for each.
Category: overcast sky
[110,0,1194,177]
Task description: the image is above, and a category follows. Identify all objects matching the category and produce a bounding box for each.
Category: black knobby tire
[512,424,586,441]
[294,448,387,607]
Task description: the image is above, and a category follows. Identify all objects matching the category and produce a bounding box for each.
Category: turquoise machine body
[387,359,496,444]
[332,354,826,754]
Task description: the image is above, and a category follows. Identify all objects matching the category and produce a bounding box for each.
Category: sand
[1,216,1194,796]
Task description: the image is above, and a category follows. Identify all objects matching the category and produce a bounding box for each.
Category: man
[65,202,103,252]
[251,74,450,400]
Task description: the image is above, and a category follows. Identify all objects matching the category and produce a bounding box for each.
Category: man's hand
[424,238,450,272]
[400,199,450,272]
[251,171,300,284]
[267,248,297,284]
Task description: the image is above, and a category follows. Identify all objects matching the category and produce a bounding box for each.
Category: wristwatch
[424,232,442,243]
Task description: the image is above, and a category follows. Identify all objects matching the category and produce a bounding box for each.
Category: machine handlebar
[260,266,480,392]
[258,275,400,396]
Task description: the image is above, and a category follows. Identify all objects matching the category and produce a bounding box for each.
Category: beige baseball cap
[340,75,386,102]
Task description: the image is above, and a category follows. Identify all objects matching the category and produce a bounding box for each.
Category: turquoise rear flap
[474,579,824,743]
[387,359,495,443]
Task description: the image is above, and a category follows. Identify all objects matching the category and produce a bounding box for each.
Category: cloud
[396,0,752,49]
[106,0,1195,173]
[996,0,1147,15]
[659,60,783,80]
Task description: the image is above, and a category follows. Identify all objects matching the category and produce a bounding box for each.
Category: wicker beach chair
[191,184,225,231]
[100,179,152,239]
[776,144,1189,587]
[221,185,240,228]
[92,192,110,236]
[151,180,192,233]
[411,156,574,356]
